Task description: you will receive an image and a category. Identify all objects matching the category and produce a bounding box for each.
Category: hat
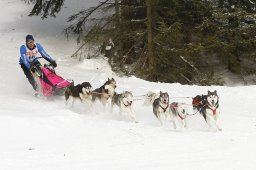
[26,34,34,43]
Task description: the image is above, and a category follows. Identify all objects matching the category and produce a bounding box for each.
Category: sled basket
[39,67,73,97]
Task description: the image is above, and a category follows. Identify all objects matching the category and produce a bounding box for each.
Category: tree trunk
[146,0,154,70]
[115,0,120,27]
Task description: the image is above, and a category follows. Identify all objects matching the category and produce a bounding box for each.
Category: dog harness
[160,104,169,112]
[209,107,217,115]
[170,103,186,120]
[178,113,186,120]
[207,104,218,115]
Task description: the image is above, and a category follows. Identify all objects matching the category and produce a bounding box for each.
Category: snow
[1,0,256,169]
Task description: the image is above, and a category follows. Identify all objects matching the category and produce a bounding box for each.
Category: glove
[51,61,57,68]
[30,66,36,73]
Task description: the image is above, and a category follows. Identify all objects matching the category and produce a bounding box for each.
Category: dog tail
[111,92,118,107]
[152,99,159,119]
[65,85,73,101]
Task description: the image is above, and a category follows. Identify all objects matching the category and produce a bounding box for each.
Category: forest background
[24,0,256,85]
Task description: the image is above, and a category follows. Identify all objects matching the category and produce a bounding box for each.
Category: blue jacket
[19,43,55,69]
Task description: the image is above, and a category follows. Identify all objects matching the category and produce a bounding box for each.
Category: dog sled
[30,57,73,97]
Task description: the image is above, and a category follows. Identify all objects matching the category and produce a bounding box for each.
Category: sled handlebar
[29,57,56,74]
[29,57,54,67]
[29,57,44,64]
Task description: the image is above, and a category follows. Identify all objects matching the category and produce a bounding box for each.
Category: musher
[19,34,57,91]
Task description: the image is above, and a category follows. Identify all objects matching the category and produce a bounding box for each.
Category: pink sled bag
[39,67,72,97]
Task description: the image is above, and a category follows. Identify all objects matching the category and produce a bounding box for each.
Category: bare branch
[70,42,87,58]
[179,56,200,74]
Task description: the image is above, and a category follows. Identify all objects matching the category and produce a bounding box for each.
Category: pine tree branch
[65,0,111,34]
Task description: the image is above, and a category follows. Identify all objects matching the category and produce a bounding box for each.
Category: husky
[152,91,170,124]
[143,91,160,106]
[169,102,189,129]
[92,78,116,107]
[192,90,221,131]
[65,82,93,107]
[111,91,137,123]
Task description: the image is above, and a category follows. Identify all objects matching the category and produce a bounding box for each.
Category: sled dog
[169,102,188,129]
[143,91,160,106]
[65,82,93,107]
[111,91,137,123]
[192,90,221,131]
[152,91,170,124]
[92,78,116,107]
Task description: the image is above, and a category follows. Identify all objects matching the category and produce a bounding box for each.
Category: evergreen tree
[24,0,64,19]
[212,0,256,81]
[24,0,256,85]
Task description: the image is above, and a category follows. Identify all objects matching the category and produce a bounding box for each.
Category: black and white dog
[65,82,93,107]
[111,91,137,123]
[169,102,189,129]
[152,91,170,125]
[192,90,221,131]
[92,78,116,107]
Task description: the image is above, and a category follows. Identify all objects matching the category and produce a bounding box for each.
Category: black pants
[20,63,38,91]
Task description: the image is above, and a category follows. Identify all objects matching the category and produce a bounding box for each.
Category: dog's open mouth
[122,100,132,107]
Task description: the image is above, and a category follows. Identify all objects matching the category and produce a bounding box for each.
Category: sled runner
[30,57,73,97]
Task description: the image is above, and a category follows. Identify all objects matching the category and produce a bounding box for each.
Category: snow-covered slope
[0,0,256,169]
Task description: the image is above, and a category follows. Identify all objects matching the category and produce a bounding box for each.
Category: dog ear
[214,90,217,94]
[108,78,110,81]
[207,90,210,94]
[160,91,162,95]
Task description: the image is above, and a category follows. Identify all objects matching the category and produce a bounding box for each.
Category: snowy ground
[1,0,256,169]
